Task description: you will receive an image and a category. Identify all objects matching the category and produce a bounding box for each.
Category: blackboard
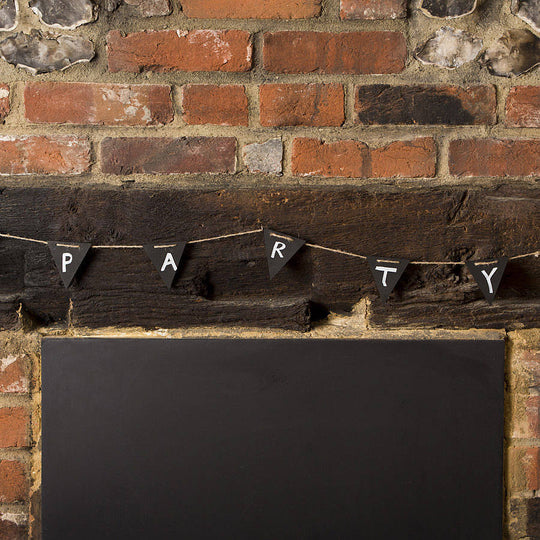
[42,338,504,539]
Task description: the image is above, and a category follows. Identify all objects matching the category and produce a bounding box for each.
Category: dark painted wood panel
[0,185,537,330]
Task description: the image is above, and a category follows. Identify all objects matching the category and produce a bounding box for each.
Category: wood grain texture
[0,185,537,331]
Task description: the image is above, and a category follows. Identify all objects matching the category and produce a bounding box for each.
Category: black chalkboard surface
[42,338,504,540]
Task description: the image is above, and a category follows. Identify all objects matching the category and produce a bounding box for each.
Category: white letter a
[161,252,178,272]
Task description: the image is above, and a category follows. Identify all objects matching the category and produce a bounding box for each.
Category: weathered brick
[263,31,406,74]
[512,395,540,439]
[449,139,540,177]
[0,408,29,448]
[260,84,344,127]
[181,0,321,18]
[292,138,369,177]
[0,85,9,122]
[182,85,248,126]
[25,82,173,126]
[506,86,540,127]
[292,138,436,178]
[0,355,28,394]
[243,139,283,175]
[371,138,437,178]
[508,498,540,540]
[355,85,497,125]
[0,136,91,176]
[0,514,27,540]
[107,30,252,73]
[509,447,540,492]
[101,137,237,175]
[0,461,27,503]
[510,348,540,395]
[340,0,407,19]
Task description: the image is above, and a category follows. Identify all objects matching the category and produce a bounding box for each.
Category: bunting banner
[367,257,409,302]
[144,243,187,289]
[264,228,305,280]
[466,258,508,304]
[48,242,91,288]
[0,229,535,304]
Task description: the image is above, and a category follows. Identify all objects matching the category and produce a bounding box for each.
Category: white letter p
[62,252,73,273]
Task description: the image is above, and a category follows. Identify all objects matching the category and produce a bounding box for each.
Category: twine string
[305,243,368,261]
[188,228,265,245]
[0,231,538,266]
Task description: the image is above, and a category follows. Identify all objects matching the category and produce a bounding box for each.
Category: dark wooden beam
[0,184,537,330]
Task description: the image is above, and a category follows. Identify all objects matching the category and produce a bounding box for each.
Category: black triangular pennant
[466,258,508,304]
[48,242,91,288]
[144,243,187,289]
[264,228,305,279]
[367,256,409,302]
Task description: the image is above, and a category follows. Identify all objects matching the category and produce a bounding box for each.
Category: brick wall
[0,333,36,540]
[0,0,537,537]
[0,1,535,181]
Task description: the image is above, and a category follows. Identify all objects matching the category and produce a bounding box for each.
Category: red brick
[25,82,173,126]
[263,31,406,74]
[506,86,540,127]
[0,355,28,394]
[449,139,540,177]
[292,138,370,177]
[0,85,9,122]
[0,408,29,448]
[340,0,407,19]
[260,84,344,127]
[183,85,248,126]
[0,461,27,503]
[509,447,540,492]
[292,137,436,178]
[355,85,496,125]
[181,0,321,18]
[101,137,236,175]
[371,138,437,178]
[0,136,91,176]
[107,30,252,73]
[0,515,27,540]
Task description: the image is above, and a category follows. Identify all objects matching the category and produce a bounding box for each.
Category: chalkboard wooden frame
[42,338,504,539]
